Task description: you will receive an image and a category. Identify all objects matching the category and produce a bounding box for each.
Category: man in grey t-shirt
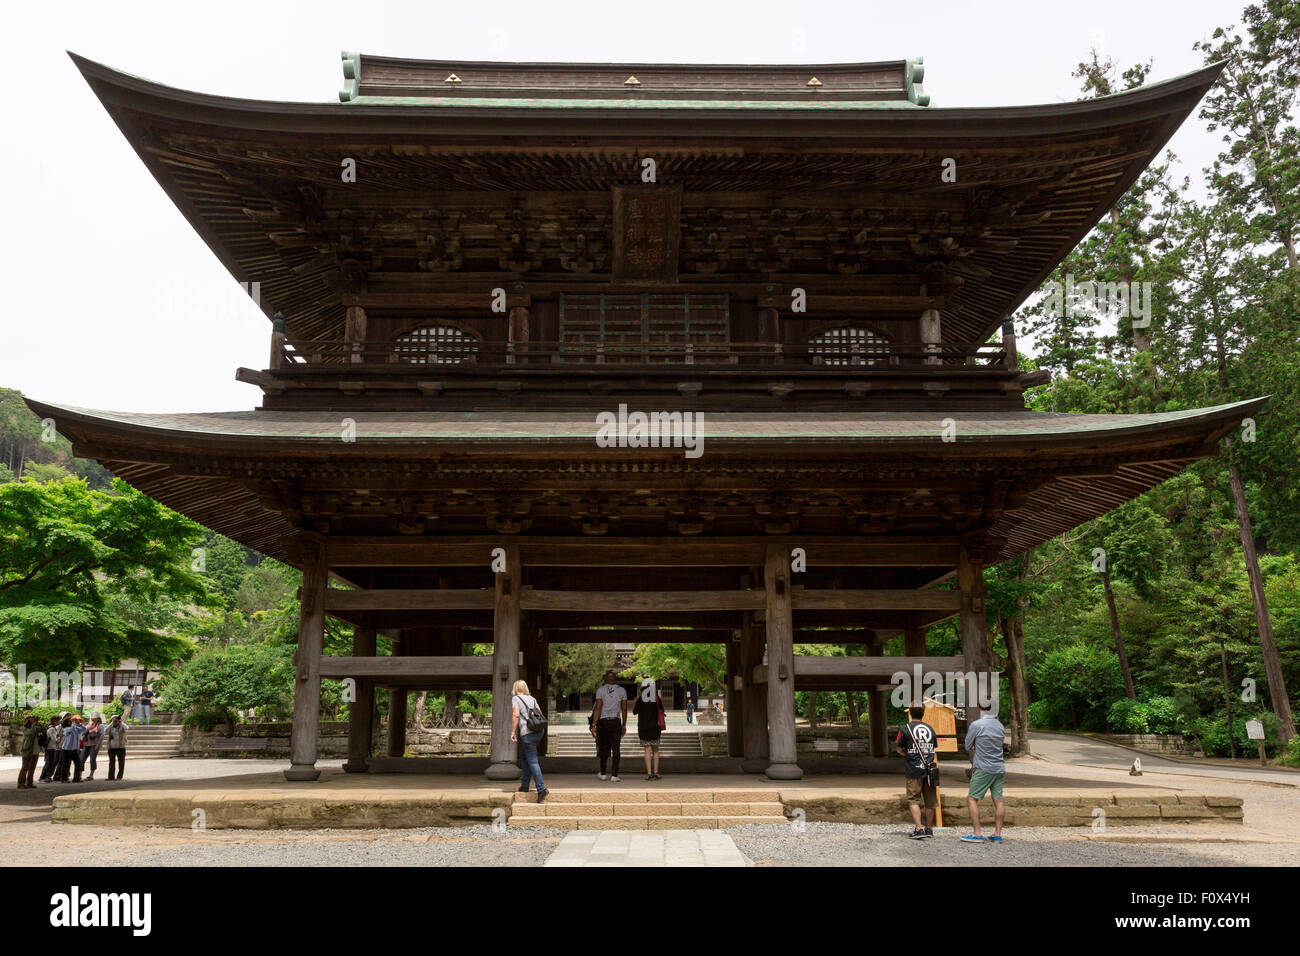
[590,670,628,781]
[962,709,1007,843]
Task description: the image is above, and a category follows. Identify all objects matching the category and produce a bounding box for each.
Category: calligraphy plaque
[612,185,681,284]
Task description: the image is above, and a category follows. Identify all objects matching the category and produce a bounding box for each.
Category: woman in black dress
[632,679,665,780]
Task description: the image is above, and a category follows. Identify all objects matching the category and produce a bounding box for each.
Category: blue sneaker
[960,834,985,843]
[988,835,1003,843]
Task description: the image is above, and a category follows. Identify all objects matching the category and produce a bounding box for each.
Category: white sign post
[1245,719,1266,766]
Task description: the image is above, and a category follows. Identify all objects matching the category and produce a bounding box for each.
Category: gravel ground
[4,823,567,867]
[726,821,1300,867]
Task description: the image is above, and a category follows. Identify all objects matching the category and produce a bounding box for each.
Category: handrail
[278,339,1010,369]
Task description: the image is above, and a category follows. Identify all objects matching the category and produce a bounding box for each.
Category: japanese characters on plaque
[613,185,681,284]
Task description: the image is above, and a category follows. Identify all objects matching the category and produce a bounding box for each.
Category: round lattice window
[807,326,890,366]
[393,325,478,365]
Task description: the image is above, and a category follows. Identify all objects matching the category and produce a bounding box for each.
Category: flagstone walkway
[544,828,748,867]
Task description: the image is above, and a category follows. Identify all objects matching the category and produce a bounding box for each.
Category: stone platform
[46,768,1245,830]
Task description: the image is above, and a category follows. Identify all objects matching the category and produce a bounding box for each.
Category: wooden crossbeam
[323,536,959,568]
[519,588,763,612]
[752,654,969,685]
[791,589,960,611]
[318,655,491,679]
[322,589,495,611]
[541,628,734,643]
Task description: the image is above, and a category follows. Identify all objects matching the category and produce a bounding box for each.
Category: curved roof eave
[24,396,1265,458]
[69,51,1223,137]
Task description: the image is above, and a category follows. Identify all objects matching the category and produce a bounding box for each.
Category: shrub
[1185,715,1254,757]
[1283,735,1300,768]
[1028,644,1125,731]
[157,643,294,728]
[182,708,229,732]
[1106,695,1183,735]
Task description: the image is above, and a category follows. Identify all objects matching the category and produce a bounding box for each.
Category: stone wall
[407,729,490,756]
[1096,733,1203,756]
[179,721,491,758]
[180,721,350,758]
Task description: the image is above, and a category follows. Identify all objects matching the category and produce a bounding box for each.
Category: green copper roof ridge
[340,94,928,110]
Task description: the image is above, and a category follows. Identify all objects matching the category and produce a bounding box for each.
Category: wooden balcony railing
[276,339,1011,370]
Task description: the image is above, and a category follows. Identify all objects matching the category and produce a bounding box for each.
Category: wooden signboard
[923,697,958,753]
[612,185,681,284]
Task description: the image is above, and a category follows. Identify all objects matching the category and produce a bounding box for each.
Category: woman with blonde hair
[510,679,549,803]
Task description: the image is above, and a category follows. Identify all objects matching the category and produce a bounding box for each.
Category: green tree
[628,642,725,695]
[549,642,615,697]
[156,643,295,732]
[0,478,215,673]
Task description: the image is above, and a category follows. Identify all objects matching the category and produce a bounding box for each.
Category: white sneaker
[610,775,622,782]
[598,773,608,781]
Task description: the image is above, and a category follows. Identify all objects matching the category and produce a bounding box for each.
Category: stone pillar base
[283,764,321,782]
[341,758,370,774]
[484,761,520,780]
[764,762,803,780]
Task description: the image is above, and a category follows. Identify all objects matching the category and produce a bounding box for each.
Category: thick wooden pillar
[920,308,942,365]
[725,630,743,757]
[764,543,802,779]
[343,625,376,772]
[538,633,550,757]
[508,306,529,364]
[958,544,996,724]
[344,304,367,363]
[285,542,327,781]
[386,686,408,757]
[269,311,286,370]
[486,542,522,779]
[904,620,927,657]
[865,638,889,757]
[757,307,782,364]
[741,614,769,763]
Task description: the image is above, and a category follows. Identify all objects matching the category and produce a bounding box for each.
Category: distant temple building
[33,52,1256,780]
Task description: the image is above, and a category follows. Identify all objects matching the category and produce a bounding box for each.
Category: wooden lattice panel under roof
[71,53,1221,348]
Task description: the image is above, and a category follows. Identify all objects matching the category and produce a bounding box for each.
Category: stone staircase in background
[547,730,704,757]
[123,724,183,758]
[508,788,787,829]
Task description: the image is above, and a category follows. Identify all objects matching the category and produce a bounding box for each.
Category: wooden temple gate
[37,52,1261,782]
[284,536,995,780]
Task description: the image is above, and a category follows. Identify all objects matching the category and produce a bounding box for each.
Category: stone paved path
[544,828,748,867]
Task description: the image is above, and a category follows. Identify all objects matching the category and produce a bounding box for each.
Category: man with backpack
[895,704,940,840]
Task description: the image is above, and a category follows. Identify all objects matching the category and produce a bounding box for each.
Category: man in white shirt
[590,670,628,781]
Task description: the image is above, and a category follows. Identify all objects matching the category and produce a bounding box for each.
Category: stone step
[514,815,787,830]
[510,789,779,804]
[548,738,703,756]
[510,802,785,818]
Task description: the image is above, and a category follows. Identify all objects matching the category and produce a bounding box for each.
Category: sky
[0,0,1252,413]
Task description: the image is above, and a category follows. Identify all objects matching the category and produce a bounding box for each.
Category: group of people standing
[510,669,669,802]
[591,669,667,782]
[118,686,156,724]
[894,704,1007,842]
[15,712,128,789]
